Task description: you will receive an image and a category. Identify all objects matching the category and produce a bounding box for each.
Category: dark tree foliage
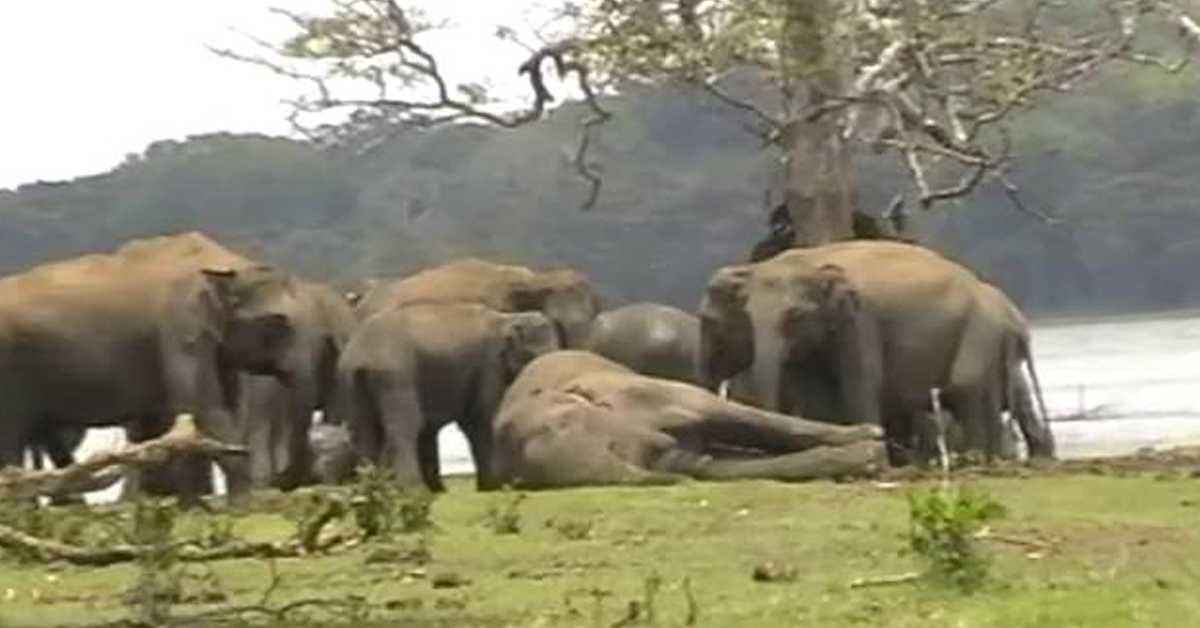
[3,75,1200,316]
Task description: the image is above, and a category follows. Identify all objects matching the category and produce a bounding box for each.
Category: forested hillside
[3,70,1198,317]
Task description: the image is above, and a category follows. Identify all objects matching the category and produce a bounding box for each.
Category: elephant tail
[1022,342,1051,428]
[1017,334,1057,459]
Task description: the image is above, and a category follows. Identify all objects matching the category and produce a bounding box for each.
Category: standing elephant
[585,302,700,384]
[0,233,301,505]
[237,280,357,491]
[334,303,560,492]
[351,258,600,348]
[490,351,886,489]
[699,240,1053,463]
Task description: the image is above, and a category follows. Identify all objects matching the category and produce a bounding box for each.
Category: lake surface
[69,312,1200,502]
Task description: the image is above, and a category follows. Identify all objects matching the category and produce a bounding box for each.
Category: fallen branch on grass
[847,572,920,589]
[974,528,1057,553]
[0,414,247,500]
[0,523,347,567]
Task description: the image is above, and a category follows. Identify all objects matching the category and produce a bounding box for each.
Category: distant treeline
[3,70,1199,318]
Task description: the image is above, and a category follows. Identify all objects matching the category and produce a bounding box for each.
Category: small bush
[350,464,436,542]
[907,486,1007,592]
[286,490,348,552]
[486,492,526,535]
[127,499,182,625]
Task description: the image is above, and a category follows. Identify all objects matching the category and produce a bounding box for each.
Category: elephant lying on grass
[490,351,886,489]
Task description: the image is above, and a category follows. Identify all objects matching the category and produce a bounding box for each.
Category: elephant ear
[510,278,552,311]
[816,264,858,326]
[703,265,751,310]
[698,265,754,389]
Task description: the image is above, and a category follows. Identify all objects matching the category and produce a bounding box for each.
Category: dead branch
[0,414,246,501]
[847,571,921,589]
[974,528,1058,552]
[213,3,611,209]
[0,523,347,567]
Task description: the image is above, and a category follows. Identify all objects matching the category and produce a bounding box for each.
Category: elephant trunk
[752,323,783,412]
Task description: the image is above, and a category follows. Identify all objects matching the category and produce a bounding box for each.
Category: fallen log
[0,522,337,567]
[0,414,247,501]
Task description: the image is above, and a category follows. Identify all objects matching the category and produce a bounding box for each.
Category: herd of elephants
[0,231,1059,505]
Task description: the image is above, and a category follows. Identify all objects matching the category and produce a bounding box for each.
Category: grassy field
[1,457,1199,627]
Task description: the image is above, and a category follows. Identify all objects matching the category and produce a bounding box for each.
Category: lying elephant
[351,258,600,348]
[585,302,700,384]
[490,351,887,489]
[334,303,560,491]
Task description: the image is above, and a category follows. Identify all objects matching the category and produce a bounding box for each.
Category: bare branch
[0,414,246,501]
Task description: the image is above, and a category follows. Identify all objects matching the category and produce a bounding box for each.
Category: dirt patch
[876,446,1200,483]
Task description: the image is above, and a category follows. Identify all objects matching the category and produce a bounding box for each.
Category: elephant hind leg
[370,380,426,489]
[692,440,887,482]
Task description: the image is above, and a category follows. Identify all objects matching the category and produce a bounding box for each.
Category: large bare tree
[217,0,1200,246]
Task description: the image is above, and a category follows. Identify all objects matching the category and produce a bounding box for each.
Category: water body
[69,312,1200,502]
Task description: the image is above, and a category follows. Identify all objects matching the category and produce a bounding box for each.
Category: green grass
[1,474,1199,627]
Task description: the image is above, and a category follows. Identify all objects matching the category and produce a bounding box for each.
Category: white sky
[0,1,560,189]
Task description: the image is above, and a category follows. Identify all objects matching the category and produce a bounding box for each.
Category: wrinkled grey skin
[0,257,299,506]
[333,303,561,492]
[351,258,600,349]
[585,303,701,384]
[308,422,358,485]
[237,280,357,491]
[490,351,887,489]
[700,241,1052,464]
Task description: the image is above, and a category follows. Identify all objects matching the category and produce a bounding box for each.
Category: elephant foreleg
[417,426,445,492]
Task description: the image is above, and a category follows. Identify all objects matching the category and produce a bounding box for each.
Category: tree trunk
[781,0,856,246]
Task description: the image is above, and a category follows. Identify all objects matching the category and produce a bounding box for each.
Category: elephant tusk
[717,380,730,400]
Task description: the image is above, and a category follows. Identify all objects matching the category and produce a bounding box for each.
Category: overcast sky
[0,1,558,189]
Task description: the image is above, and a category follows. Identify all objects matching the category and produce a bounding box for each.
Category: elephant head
[512,270,600,349]
[499,311,562,381]
[700,256,879,422]
[201,265,298,383]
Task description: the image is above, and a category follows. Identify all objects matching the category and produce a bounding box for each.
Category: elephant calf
[334,303,561,491]
[585,302,701,384]
[490,351,887,489]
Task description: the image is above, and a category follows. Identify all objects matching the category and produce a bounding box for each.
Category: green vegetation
[1,469,1199,627]
[907,486,1008,593]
